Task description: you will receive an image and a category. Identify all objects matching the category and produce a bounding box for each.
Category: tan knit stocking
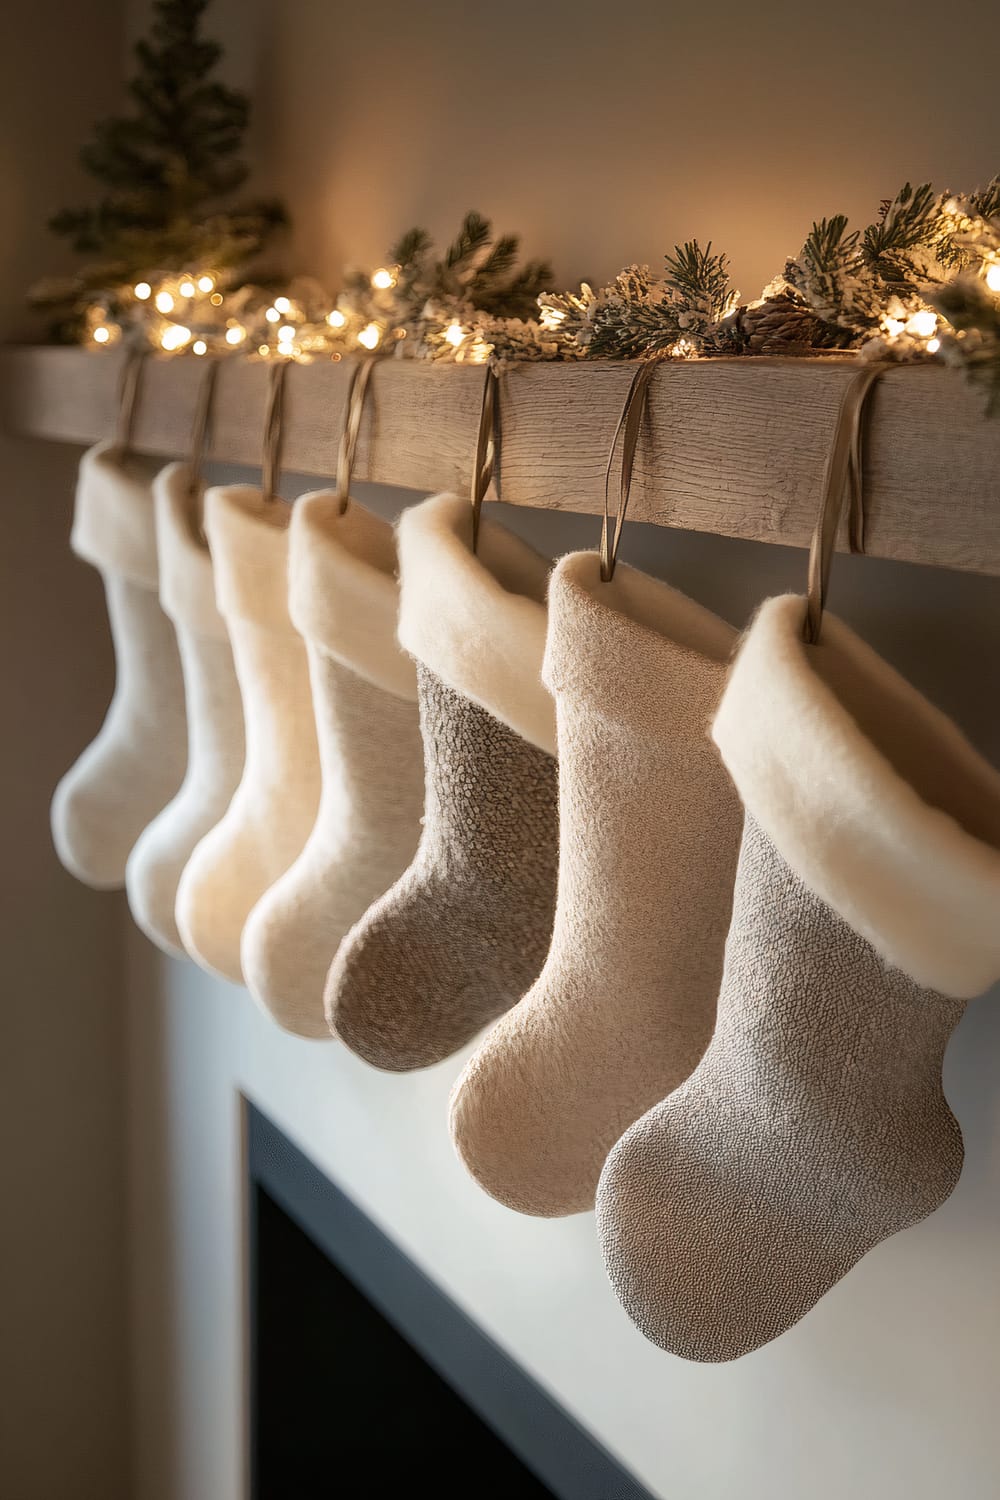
[598,594,1000,1362]
[241,494,424,1038]
[449,551,741,1216]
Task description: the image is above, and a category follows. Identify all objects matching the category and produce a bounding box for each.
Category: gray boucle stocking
[598,813,966,1363]
[326,664,559,1069]
[597,593,1000,1363]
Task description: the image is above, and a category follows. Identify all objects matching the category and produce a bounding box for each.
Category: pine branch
[388,226,432,272]
[445,211,492,270]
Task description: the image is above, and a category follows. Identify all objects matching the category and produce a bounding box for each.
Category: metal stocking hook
[335,355,378,516]
[470,365,498,554]
[600,359,658,582]
[803,362,887,645]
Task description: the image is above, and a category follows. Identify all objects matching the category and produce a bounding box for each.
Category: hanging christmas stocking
[175,486,320,983]
[326,490,559,1069]
[125,464,246,956]
[240,493,424,1037]
[597,593,1000,1363]
[51,441,188,889]
[449,551,741,1216]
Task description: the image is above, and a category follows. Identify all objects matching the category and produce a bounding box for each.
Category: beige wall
[0,2,130,1497]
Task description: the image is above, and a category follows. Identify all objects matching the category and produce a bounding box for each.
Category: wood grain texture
[2,345,999,575]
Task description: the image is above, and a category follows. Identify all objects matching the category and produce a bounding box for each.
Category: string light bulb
[155,290,175,314]
[160,324,191,351]
[277,340,295,358]
[193,339,208,356]
[371,268,396,290]
[197,275,215,293]
[179,279,196,298]
[134,282,152,301]
[926,337,941,353]
[986,264,1000,293]
[210,292,224,306]
[327,309,347,328]
[358,323,381,350]
[883,317,905,338]
[273,295,292,314]
[444,322,465,347]
[278,324,295,340]
[906,310,937,338]
[93,325,110,344]
[265,306,281,323]
[225,324,246,345]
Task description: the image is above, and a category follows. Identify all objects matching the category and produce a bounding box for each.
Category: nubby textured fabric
[241,493,424,1038]
[449,552,741,1216]
[598,594,1000,1362]
[125,463,245,956]
[51,442,187,890]
[175,486,320,983]
[326,491,559,1070]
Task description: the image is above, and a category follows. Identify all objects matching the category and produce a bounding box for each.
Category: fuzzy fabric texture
[396,491,556,755]
[327,498,560,1069]
[51,442,188,890]
[598,596,1000,1362]
[240,493,424,1038]
[713,594,1000,998]
[175,486,320,983]
[125,464,246,956]
[448,551,741,1216]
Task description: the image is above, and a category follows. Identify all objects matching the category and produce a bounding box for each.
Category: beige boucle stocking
[326,491,559,1070]
[51,442,187,890]
[449,551,741,1216]
[125,464,245,955]
[597,594,1000,1363]
[240,493,424,1038]
[175,486,320,983]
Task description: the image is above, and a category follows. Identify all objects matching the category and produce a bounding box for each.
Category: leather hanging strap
[600,359,658,582]
[470,365,498,553]
[335,355,378,514]
[115,346,147,454]
[261,359,288,503]
[803,363,887,645]
[189,358,220,496]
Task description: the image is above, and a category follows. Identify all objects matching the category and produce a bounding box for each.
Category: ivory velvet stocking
[51,442,187,890]
[175,486,320,983]
[125,463,245,956]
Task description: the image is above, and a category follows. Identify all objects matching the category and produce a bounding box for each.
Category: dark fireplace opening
[254,1185,556,1497]
[247,1105,654,1500]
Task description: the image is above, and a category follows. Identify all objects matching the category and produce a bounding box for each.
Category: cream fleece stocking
[597,594,1000,1363]
[449,552,741,1217]
[51,442,187,889]
[240,493,424,1038]
[125,464,245,956]
[326,491,559,1070]
[175,486,320,983]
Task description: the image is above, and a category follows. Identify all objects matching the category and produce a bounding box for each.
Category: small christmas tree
[34,0,285,324]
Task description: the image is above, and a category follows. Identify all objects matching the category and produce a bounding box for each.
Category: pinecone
[728,289,854,355]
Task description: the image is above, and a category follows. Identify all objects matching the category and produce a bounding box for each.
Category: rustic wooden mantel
[3,345,999,576]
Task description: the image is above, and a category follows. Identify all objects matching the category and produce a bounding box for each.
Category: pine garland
[28,6,1000,423]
